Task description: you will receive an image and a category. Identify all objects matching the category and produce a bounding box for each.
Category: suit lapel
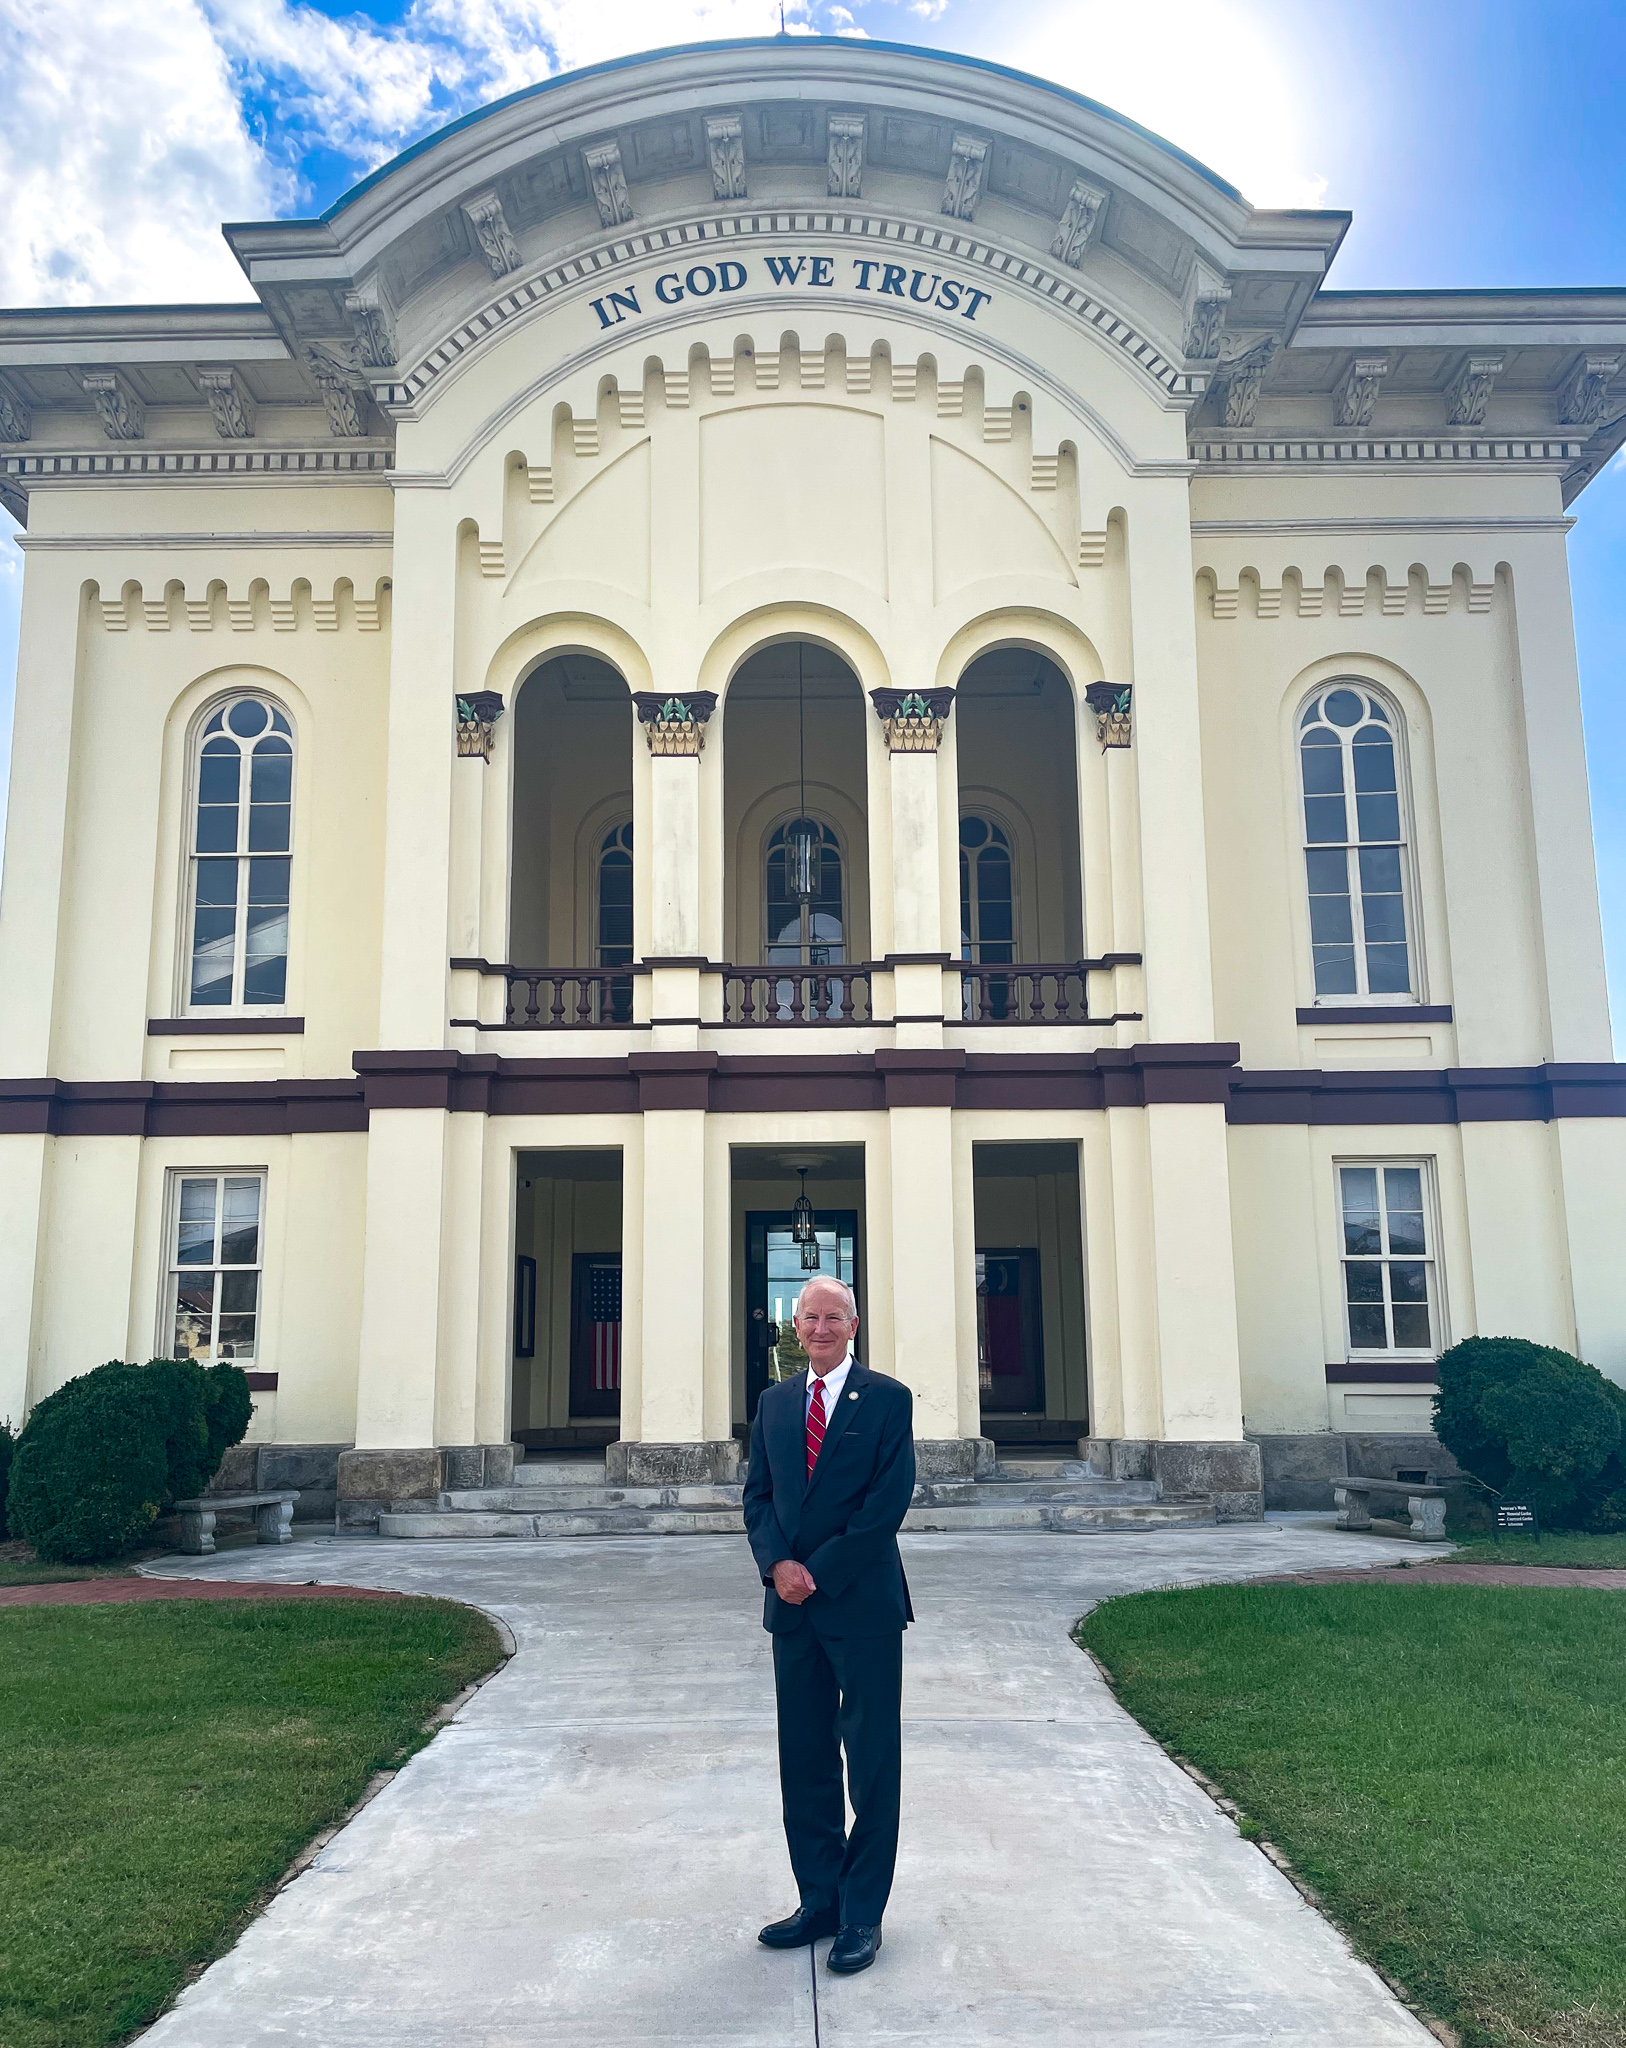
[804,1362,870,1498]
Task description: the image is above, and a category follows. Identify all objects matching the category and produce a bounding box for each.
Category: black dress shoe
[826,1924,882,1973]
[758,1904,840,1949]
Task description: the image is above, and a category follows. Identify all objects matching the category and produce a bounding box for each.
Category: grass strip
[1441,1530,1626,1569]
[0,1596,503,2048]
[1079,1581,1626,2048]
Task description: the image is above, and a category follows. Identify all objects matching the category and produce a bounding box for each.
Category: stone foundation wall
[1248,1431,1467,1511]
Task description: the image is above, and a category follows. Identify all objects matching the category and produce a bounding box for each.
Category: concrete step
[903,1499,1217,1533]
[510,1459,611,1486]
[986,1456,1086,1479]
[441,1484,744,1512]
[380,1506,747,1539]
[915,1477,1160,1506]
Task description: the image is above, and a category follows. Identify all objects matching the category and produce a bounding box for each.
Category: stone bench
[175,1491,300,1556]
[1334,1477,1448,1543]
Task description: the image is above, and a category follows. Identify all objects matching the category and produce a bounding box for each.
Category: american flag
[590,1262,621,1393]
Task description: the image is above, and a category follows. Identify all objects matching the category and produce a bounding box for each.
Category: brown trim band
[149,1016,306,1036]
[1325,1362,1439,1385]
[1298,1006,1454,1026]
[5,1051,1626,1137]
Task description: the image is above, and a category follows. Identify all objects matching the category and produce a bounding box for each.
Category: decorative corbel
[870,688,955,753]
[198,367,255,439]
[81,371,146,440]
[941,134,988,221]
[1558,352,1621,428]
[462,189,522,276]
[1445,353,1504,427]
[1050,179,1108,268]
[827,113,866,198]
[1182,265,1231,362]
[304,346,366,438]
[343,280,396,368]
[1084,682,1133,750]
[1336,355,1390,429]
[632,690,717,756]
[455,690,506,762]
[1213,338,1275,429]
[585,142,634,228]
[0,374,32,442]
[705,114,747,201]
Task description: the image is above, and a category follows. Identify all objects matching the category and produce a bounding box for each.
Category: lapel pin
[848,1391,859,1400]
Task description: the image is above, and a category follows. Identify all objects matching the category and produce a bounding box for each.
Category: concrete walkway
[140,1521,1435,2047]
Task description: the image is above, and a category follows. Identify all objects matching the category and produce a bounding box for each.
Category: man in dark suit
[742,1275,916,1977]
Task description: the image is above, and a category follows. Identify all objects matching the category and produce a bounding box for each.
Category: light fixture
[791,1168,820,1270]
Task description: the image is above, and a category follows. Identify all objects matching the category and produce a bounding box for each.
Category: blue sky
[2,0,1624,1033]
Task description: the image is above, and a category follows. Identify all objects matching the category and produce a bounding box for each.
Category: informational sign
[1494,1499,1539,1540]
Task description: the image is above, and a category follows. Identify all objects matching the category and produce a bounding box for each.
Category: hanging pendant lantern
[791,1169,821,1270]
[788,816,821,905]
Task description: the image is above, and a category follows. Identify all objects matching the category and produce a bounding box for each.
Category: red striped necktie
[806,1375,828,1479]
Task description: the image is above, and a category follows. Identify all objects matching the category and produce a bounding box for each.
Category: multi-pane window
[596,822,634,967]
[168,1173,265,1362]
[959,816,1014,964]
[189,696,293,1009]
[1300,684,1412,1000]
[1339,1162,1436,1355]
[765,819,844,966]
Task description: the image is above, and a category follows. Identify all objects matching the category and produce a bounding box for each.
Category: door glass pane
[765,1224,856,1378]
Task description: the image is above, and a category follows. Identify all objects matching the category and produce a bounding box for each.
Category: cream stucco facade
[2,39,1624,1524]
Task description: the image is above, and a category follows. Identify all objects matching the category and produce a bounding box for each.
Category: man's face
[794,1282,858,1375]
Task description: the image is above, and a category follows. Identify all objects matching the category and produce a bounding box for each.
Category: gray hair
[795,1276,858,1319]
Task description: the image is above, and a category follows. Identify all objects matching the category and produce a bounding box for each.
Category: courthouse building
[2,38,1624,1529]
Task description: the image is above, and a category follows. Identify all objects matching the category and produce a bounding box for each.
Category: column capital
[869,687,955,752]
[1083,681,1133,750]
[633,690,717,755]
[454,690,505,761]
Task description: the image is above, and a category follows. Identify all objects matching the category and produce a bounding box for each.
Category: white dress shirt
[805,1347,855,1423]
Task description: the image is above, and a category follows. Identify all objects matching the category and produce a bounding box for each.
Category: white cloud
[0,0,275,305]
[1006,0,1329,209]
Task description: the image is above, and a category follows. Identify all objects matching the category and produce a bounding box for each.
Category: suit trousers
[772,1623,903,1928]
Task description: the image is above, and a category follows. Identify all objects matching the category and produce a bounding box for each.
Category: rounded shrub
[6,1357,256,1564]
[7,1363,170,1563]
[1433,1336,1626,1528]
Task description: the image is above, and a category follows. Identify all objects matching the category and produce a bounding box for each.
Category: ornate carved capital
[343,280,396,367]
[941,133,988,221]
[1050,178,1108,268]
[198,367,255,439]
[1084,682,1133,750]
[455,690,506,762]
[81,371,145,440]
[1559,352,1621,428]
[633,690,717,756]
[827,112,866,198]
[0,374,32,443]
[304,346,367,438]
[585,142,633,228]
[1445,352,1504,427]
[1336,355,1390,429]
[462,189,522,275]
[870,687,955,753]
[705,114,747,201]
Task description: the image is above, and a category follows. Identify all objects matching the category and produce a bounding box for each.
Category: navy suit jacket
[742,1362,916,1637]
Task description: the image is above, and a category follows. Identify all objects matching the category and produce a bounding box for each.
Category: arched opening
[954,648,1084,1019]
[508,653,634,1016]
[723,639,869,1020]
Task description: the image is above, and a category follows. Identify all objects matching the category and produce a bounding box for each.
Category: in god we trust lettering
[589,255,993,330]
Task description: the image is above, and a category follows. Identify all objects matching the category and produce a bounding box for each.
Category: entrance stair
[375,1452,1217,1539]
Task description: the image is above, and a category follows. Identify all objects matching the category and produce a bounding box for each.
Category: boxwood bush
[0,1417,15,1540]
[6,1359,253,1564]
[1433,1335,1626,1530]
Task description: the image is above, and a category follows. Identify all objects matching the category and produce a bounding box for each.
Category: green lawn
[1080,1582,1626,2048]
[0,1597,504,2048]
[1442,1529,1626,1569]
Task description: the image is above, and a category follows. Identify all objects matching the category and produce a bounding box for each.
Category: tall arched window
[959,815,1014,964]
[765,819,844,965]
[188,695,293,1009]
[1300,683,1412,999]
[596,822,633,967]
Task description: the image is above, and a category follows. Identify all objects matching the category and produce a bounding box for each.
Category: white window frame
[159,1168,269,1364]
[958,810,1020,965]
[1334,1157,1445,1362]
[181,693,295,1016]
[1298,680,1422,1007]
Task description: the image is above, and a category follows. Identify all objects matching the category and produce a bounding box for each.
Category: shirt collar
[807,1348,854,1402]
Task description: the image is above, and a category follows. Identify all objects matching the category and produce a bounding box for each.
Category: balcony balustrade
[455,957,1135,1029]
